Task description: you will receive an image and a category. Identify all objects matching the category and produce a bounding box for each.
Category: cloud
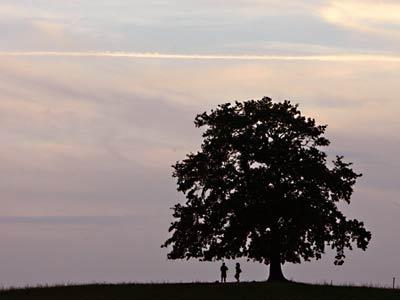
[0,4,55,20]
[1,51,400,62]
[32,20,65,38]
[0,3,96,51]
[320,0,400,37]
[0,215,141,225]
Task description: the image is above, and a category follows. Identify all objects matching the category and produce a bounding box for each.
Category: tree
[162,97,371,281]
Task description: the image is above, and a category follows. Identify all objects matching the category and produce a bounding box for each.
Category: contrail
[1,51,400,62]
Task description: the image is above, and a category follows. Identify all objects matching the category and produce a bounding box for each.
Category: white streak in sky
[1,51,400,62]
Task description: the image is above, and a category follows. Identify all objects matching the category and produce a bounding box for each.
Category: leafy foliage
[163,97,371,270]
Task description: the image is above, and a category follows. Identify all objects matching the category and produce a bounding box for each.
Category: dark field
[1,282,399,300]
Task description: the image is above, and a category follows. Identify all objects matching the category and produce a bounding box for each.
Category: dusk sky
[1,0,400,287]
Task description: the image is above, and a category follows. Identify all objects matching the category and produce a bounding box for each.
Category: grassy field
[1,281,399,300]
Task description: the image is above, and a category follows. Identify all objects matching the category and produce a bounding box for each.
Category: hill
[1,281,399,300]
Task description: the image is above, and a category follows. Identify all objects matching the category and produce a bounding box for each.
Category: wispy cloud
[0,215,140,225]
[320,0,400,37]
[1,51,400,62]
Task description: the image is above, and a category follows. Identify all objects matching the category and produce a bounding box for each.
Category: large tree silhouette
[163,97,371,281]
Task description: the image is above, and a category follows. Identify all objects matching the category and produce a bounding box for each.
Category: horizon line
[1,51,400,62]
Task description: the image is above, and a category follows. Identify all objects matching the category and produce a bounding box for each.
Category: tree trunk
[267,226,287,282]
[267,253,286,281]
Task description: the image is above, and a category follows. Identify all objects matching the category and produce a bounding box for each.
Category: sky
[0,0,400,288]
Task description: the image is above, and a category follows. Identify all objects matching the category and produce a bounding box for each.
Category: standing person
[234,263,242,282]
[220,262,228,283]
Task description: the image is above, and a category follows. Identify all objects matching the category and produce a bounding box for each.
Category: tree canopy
[163,97,371,281]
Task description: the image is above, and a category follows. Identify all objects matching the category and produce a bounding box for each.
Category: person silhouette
[234,263,242,282]
[220,262,228,283]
